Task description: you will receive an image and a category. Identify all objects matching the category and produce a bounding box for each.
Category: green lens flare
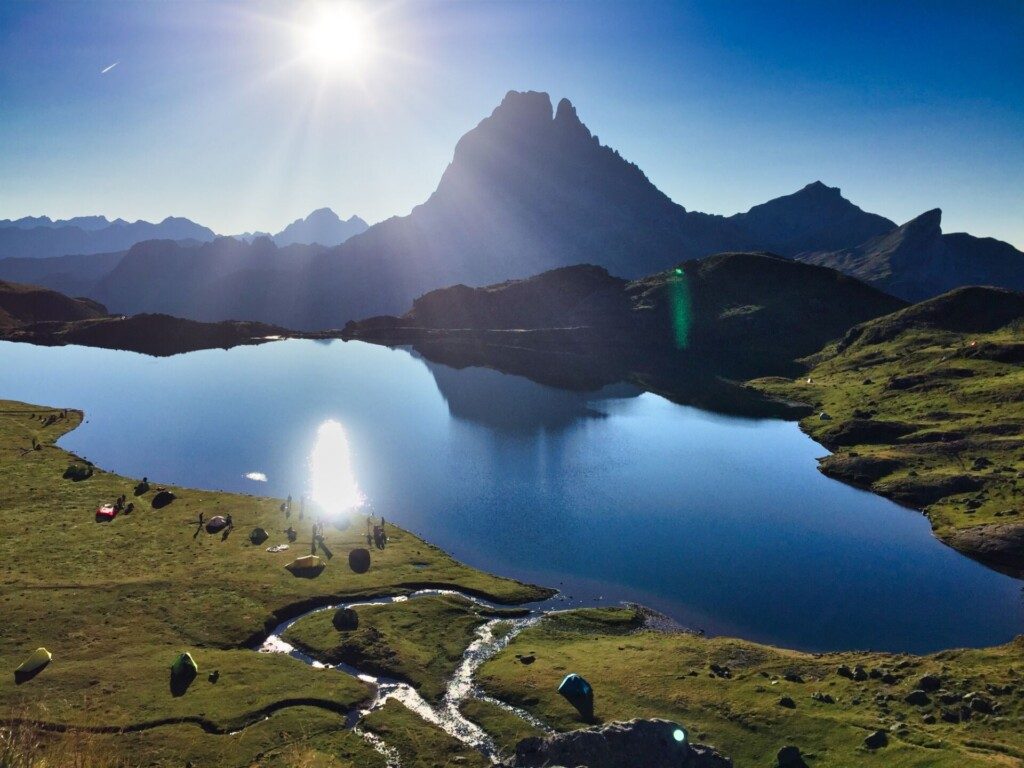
[669,268,691,350]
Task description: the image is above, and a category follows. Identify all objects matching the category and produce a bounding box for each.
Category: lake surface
[1,338,1021,653]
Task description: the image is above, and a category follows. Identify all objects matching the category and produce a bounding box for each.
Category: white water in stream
[258,590,555,765]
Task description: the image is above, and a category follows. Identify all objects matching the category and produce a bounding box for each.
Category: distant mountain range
[3,90,1020,326]
[0,216,216,259]
[235,208,368,247]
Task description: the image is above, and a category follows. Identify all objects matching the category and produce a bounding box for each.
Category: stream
[257,589,558,765]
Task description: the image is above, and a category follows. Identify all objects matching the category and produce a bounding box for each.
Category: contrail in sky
[100,62,119,74]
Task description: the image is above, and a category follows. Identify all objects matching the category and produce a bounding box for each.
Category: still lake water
[1,338,1021,653]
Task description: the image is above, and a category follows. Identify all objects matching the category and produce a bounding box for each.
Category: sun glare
[309,419,365,520]
[298,2,376,75]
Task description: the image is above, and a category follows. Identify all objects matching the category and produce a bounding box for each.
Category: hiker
[225,513,233,529]
[199,511,205,526]
[286,526,297,543]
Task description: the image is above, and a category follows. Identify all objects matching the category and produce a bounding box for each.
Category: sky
[0,0,1022,246]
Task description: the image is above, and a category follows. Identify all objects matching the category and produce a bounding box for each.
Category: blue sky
[1,0,1021,246]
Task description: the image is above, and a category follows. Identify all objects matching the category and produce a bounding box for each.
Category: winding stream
[258,589,555,764]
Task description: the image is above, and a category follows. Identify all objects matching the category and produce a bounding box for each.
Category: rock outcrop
[504,718,732,768]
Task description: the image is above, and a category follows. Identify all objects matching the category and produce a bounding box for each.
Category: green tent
[15,647,52,680]
[171,652,198,680]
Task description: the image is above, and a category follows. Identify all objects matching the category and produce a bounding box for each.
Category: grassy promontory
[749,287,1024,574]
[477,607,1024,767]
[0,398,550,766]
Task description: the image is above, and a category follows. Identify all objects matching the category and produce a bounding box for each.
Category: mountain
[72,92,1019,328]
[0,250,127,298]
[0,279,106,328]
[344,251,906,377]
[272,208,368,246]
[0,216,216,259]
[799,209,1024,301]
[93,91,764,328]
[728,181,896,255]
[92,237,328,327]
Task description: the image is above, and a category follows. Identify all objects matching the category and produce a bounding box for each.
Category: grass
[458,697,546,757]
[749,324,1024,569]
[283,594,489,703]
[0,399,551,763]
[476,607,1024,768]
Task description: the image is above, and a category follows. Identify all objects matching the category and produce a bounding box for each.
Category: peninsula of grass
[283,593,489,703]
[361,700,490,768]
[476,607,1024,768]
[0,398,551,766]
[748,287,1024,574]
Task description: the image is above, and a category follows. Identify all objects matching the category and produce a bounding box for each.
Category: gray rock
[917,674,942,692]
[864,730,888,750]
[775,745,808,767]
[508,718,731,768]
[904,689,931,706]
[778,696,796,709]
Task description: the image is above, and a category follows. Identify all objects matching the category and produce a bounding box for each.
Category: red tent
[95,504,117,521]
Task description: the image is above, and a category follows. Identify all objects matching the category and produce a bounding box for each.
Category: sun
[297,2,376,75]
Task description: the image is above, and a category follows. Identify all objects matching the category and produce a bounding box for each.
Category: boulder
[151,490,176,508]
[778,696,796,709]
[776,745,808,768]
[917,674,942,692]
[904,689,931,706]
[863,730,888,750]
[509,718,731,768]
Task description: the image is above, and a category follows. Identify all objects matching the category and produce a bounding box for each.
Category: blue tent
[558,673,594,720]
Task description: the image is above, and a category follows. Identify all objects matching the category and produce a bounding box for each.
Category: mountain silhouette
[55,91,1022,327]
[728,181,896,255]
[0,215,215,259]
[234,208,368,247]
[799,209,1024,301]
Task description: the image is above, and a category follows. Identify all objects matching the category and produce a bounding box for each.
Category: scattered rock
[922,713,936,724]
[863,730,888,750]
[917,674,942,692]
[778,697,796,709]
[775,745,807,768]
[811,692,835,704]
[836,665,853,679]
[519,654,536,665]
[904,689,931,706]
[783,672,804,684]
[852,665,869,681]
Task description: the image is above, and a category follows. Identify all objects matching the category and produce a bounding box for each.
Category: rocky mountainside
[345,251,906,377]
[0,278,286,356]
[799,209,1024,301]
[0,215,215,259]
[0,279,106,328]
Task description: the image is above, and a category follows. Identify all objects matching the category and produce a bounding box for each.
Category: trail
[258,588,555,765]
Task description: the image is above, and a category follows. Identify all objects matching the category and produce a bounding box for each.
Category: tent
[152,490,176,509]
[348,548,371,574]
[205,516,229,534]
[15,647,51,680]
[171,652,198,680]
[95,504,117,522]
[249,527,269,545]
[558,673,594,721]
[286,555,324,575]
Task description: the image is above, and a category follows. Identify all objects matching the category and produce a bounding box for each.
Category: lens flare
[309,419,364,519]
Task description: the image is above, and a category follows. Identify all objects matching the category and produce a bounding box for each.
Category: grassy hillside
[749,287,1024,574]
[0,399,549,766]
[477,607,1024,767]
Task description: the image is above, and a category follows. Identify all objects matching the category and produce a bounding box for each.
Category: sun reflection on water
[309,419,364,520]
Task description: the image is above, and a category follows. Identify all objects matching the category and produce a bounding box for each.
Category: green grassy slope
[748,287,1024,573]
[0,399,550,765]
[477,608,1024,768]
